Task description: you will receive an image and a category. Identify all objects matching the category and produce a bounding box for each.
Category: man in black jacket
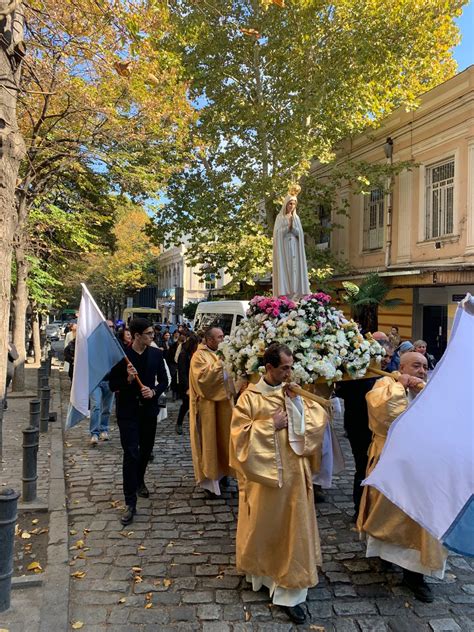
[109,318,168,526]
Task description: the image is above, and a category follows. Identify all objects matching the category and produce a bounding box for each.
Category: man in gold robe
[230,343,328,625]
[357,351,447,602]
[189,326,233,497]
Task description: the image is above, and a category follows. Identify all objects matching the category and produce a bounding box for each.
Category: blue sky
[454,2,474,70]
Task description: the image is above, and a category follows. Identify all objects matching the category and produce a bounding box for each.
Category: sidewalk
[0,364,69,632]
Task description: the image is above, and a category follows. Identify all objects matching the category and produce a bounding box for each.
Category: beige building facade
[156,244,229,322]
[311,66,474,359]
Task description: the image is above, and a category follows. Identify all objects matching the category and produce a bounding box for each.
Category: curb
[38,368,70,632]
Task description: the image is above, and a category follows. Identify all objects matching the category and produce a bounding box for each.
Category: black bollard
[22,427,39,502]
[46,350,52,376]
[29,400,41,430]
[37,367,47,396]
[40,375,49,390]
[0,488,20,612]
[39,387,51,433]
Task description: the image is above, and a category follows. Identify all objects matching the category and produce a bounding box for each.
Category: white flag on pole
[65,284,125,429]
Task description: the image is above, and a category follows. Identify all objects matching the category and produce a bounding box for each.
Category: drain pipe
[384,137,394,269]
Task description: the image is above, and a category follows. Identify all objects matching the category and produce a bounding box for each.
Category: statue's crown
[288,184,301,197]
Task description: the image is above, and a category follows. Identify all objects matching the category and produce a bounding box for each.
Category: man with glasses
[109,318,168,525]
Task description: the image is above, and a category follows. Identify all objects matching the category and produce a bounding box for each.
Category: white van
[193,300,249,336]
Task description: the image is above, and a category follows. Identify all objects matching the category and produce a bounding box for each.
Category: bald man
[357,352,447,602]
[189,327,233,497]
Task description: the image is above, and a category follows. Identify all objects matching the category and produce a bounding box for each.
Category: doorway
[422,305,447,361]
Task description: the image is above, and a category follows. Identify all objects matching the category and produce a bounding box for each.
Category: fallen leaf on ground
[118,598,126,604]
[38,528,48,535]
[138,545,146,551]
[71,571,86,579]
[132,567,142,573]
[27,562,42,571]
[134,576,143,584]
[71,622,84,630]
[21,532,31,539]
[83,529,90,534]
[309,626,325,631]
[144,603,153,609]
[31,519,39,525]
[245,611,251,621]
[73,540,85,549]
[70,530,77,535]
[163,579,172,588]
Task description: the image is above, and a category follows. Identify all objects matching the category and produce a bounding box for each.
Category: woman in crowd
[413,339,437,370]
[117,328,132,350]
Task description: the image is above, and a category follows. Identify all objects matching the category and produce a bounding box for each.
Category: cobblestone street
[63,373,474,632]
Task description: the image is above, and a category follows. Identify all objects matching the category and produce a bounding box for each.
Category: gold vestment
[189,344,233,484]
[230,380,328,589]
[357,376,446,571]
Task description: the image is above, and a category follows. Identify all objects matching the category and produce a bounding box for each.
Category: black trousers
[117,408,157,508]
[344,415,373,514]
[176,394,189,427]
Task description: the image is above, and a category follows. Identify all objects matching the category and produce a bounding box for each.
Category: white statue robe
[272,211,310,298]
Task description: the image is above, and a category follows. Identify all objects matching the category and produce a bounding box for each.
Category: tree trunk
[0,1,26,441]
[32,310,41,364]
[11,236,29,389]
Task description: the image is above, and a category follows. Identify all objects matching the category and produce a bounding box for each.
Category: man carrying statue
[357,351,448,602]
[230,343,329,625]
[189,326,233,497]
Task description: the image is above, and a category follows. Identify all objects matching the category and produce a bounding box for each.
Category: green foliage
[182,301,202,320]
[26,162,117,310]
[80,199,161,311]
[148,0,465,285]
[14,0,195,311]
[342,273,403,332]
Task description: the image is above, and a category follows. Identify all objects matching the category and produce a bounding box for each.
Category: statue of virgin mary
[272,185,310,299]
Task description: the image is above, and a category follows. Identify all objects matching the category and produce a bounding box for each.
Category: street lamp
[383,137,394,160]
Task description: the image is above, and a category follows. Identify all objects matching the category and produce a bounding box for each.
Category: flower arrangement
[219,293,384,384]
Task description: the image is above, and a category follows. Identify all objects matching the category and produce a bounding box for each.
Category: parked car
[46,322,62,341]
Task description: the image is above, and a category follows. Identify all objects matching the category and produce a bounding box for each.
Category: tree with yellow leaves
[151,0,466,285]
[10,0,193,389]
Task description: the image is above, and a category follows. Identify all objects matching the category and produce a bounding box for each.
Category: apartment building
[156,244,229,323]
[310,66,474,359]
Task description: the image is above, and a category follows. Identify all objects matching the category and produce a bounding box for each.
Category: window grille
[363,188,384,250]
[425,159,454,240]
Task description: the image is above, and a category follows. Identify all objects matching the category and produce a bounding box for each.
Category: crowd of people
[64,317,442,625]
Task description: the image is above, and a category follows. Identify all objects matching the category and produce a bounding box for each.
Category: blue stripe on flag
[442,494,474,557]
[88,321,124,394]
[66,403,87,430]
